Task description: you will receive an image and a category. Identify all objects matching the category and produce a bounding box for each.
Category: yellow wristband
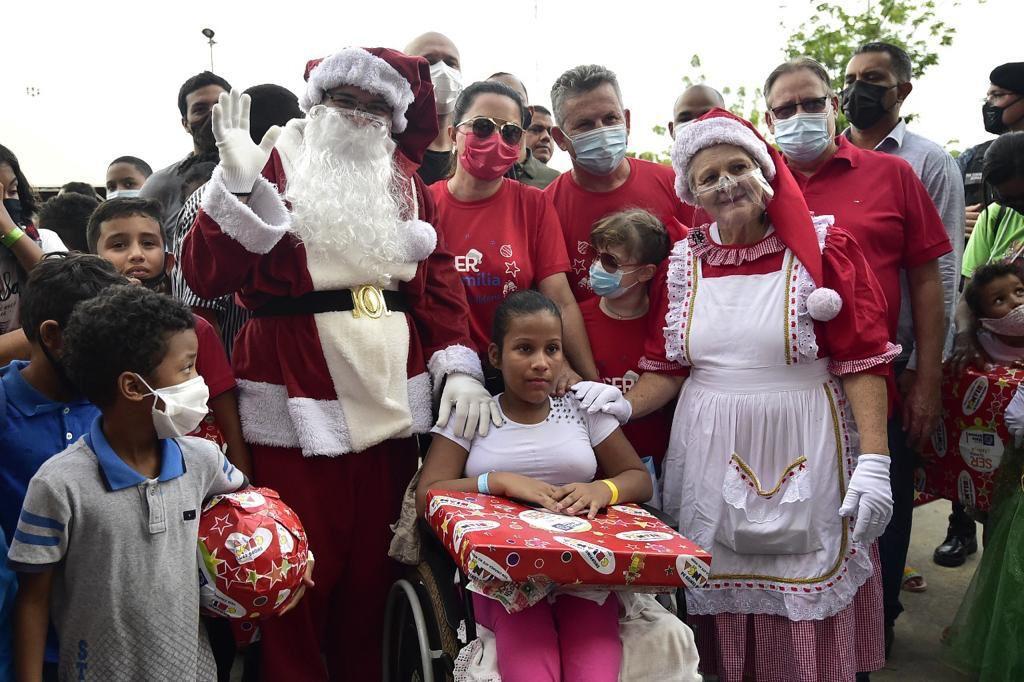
[600,479,619,506]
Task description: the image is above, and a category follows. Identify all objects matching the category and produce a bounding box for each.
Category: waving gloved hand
[838,454,893,544]
[212,89,282,193]
[436,373,503,439]
[572,381,632,424]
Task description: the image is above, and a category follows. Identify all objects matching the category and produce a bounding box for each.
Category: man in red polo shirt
[764,56,952,658]
[544,64,694,302]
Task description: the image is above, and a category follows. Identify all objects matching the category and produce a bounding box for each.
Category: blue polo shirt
[0,360,97,665]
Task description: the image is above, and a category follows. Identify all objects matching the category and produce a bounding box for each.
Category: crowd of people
[0,29,1022,682]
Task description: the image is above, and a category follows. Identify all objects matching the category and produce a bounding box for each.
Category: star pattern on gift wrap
[524,538,550,548]
[647,544,671,553]
[246,569,266,587]
[209,513,232,536]
[224,565,248,588]
[206,548,228,576]
[624,544,641,551]
[268,558,293,587]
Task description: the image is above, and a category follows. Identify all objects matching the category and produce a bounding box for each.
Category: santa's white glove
[212,89,282,193]
[838,454,893,544]
[436,373,502,439]
[1004,384,1024,446]
[572,381,632,425]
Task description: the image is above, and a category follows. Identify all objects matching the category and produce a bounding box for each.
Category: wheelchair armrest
[640,503,678,529]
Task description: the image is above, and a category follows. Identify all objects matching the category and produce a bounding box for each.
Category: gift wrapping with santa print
[425,491,711,598]
[914,365,1024,513]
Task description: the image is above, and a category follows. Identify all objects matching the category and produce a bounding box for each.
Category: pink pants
[472,593,622,682]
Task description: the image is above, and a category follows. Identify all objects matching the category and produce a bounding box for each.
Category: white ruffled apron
[661,250,873,621]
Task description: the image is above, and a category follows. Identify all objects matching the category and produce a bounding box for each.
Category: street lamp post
[202,28,217,72]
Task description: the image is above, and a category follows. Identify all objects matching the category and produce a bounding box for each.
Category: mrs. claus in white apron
[575,109,899,682]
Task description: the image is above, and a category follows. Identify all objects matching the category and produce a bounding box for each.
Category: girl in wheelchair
[416,290,654,682]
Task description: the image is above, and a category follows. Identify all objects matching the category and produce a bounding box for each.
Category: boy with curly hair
[9,286,246,680]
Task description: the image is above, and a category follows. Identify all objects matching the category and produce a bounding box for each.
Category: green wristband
[1,226,24,248]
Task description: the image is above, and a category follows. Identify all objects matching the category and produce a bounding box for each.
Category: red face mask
[458,132,520,180]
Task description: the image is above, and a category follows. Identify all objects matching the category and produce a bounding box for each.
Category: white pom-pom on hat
[806,287,843,321]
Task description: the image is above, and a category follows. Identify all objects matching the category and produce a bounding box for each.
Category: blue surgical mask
[589,261,639,299]
[569,124,628,175]
[772,113,831,164]
[106,189,142,200]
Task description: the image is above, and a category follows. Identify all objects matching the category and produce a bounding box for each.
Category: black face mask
[982,100,1018,135]
[842,81,897,130]
[139,269,169,294]
[190,114,218,155]
[2,198,23,227]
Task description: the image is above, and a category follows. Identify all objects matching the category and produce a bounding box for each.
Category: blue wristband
[477,472,490,495]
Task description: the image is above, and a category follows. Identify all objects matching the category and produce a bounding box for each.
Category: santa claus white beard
[285,106,411,278]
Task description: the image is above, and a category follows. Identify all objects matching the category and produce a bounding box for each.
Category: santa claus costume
[638,110,899,681]
[182,47,486,680]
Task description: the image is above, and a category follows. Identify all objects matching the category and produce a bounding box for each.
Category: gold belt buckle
[351,285,390,319]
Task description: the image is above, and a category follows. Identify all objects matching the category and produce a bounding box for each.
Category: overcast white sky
[3,0,1021,186]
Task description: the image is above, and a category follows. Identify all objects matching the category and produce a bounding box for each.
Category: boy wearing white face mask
[578,209,676,482]
[963,261,1024,366]
[9,286,247,681]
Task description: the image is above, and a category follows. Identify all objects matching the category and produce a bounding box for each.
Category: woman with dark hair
[429,81,598,395]
[954,131,1024,369]
[0,144,52,334]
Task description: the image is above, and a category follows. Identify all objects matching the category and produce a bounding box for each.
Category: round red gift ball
[197,487,309,620]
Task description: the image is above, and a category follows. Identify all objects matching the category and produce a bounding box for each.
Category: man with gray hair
[764,55,953,661]
[544,64,693,301]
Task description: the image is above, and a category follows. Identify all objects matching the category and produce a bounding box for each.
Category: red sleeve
[193,314,236,398]
[819,227,900,376]
[182,152,291,300]
[532,192,571,282]
[899,163,953,269]
[638,260,689,377]
[403,172,481,374]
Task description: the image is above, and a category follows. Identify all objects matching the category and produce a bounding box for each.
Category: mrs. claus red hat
[301,47,438,165]
[671,108,826,290]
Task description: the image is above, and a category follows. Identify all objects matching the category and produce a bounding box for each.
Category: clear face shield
[691,167,774,211]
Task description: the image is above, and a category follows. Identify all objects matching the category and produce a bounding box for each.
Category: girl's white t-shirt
[431,393,619,487]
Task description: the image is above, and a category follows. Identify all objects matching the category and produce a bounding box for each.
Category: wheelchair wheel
[414,560,462,673]
[382,579,435,682]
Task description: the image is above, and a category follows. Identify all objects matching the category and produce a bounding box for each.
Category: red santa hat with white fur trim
[672,108,842,321]
[301,47,438,164]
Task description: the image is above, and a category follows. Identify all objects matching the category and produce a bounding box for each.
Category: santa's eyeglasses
[455,117,524,146]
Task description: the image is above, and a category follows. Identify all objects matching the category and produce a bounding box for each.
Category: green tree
[632,0,971,159]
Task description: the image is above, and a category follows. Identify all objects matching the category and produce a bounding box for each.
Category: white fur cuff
[202,167,291,255]
[427,344,484,390]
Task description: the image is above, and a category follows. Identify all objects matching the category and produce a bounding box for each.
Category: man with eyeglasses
[180,47,489,681]
[487,72,560,189]
[545,64,693,301]
[960,62,1024,239]
[843,43,969,578]
[764,56,952,662]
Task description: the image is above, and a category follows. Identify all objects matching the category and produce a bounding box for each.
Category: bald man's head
[488,72,529,104]
[405,32,461,70]
[668,84,725,138]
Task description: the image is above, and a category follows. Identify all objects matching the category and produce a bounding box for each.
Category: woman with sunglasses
[576,109,898,681]
[430,81,599,393]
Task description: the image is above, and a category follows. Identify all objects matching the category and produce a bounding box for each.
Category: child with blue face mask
[579,209,676,483]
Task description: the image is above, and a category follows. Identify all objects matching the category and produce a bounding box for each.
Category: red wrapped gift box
[914,365,1024,513]
[425,491,712,590]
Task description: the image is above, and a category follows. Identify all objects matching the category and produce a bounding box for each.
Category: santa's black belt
[253,286,409,320]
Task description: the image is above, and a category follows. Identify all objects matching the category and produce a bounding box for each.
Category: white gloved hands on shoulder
[572,381,632,425]
[212,89,282,193]
[436,373,502,439]
[838,454,893,544]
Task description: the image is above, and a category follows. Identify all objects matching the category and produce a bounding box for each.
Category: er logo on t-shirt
[455,249,483,273]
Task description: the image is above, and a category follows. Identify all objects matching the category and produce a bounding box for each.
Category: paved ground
[875,501,976,682]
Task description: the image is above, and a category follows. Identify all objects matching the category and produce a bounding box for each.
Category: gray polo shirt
[8,416,245,681]
[849,120,965,368]
[140,157,189,242]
